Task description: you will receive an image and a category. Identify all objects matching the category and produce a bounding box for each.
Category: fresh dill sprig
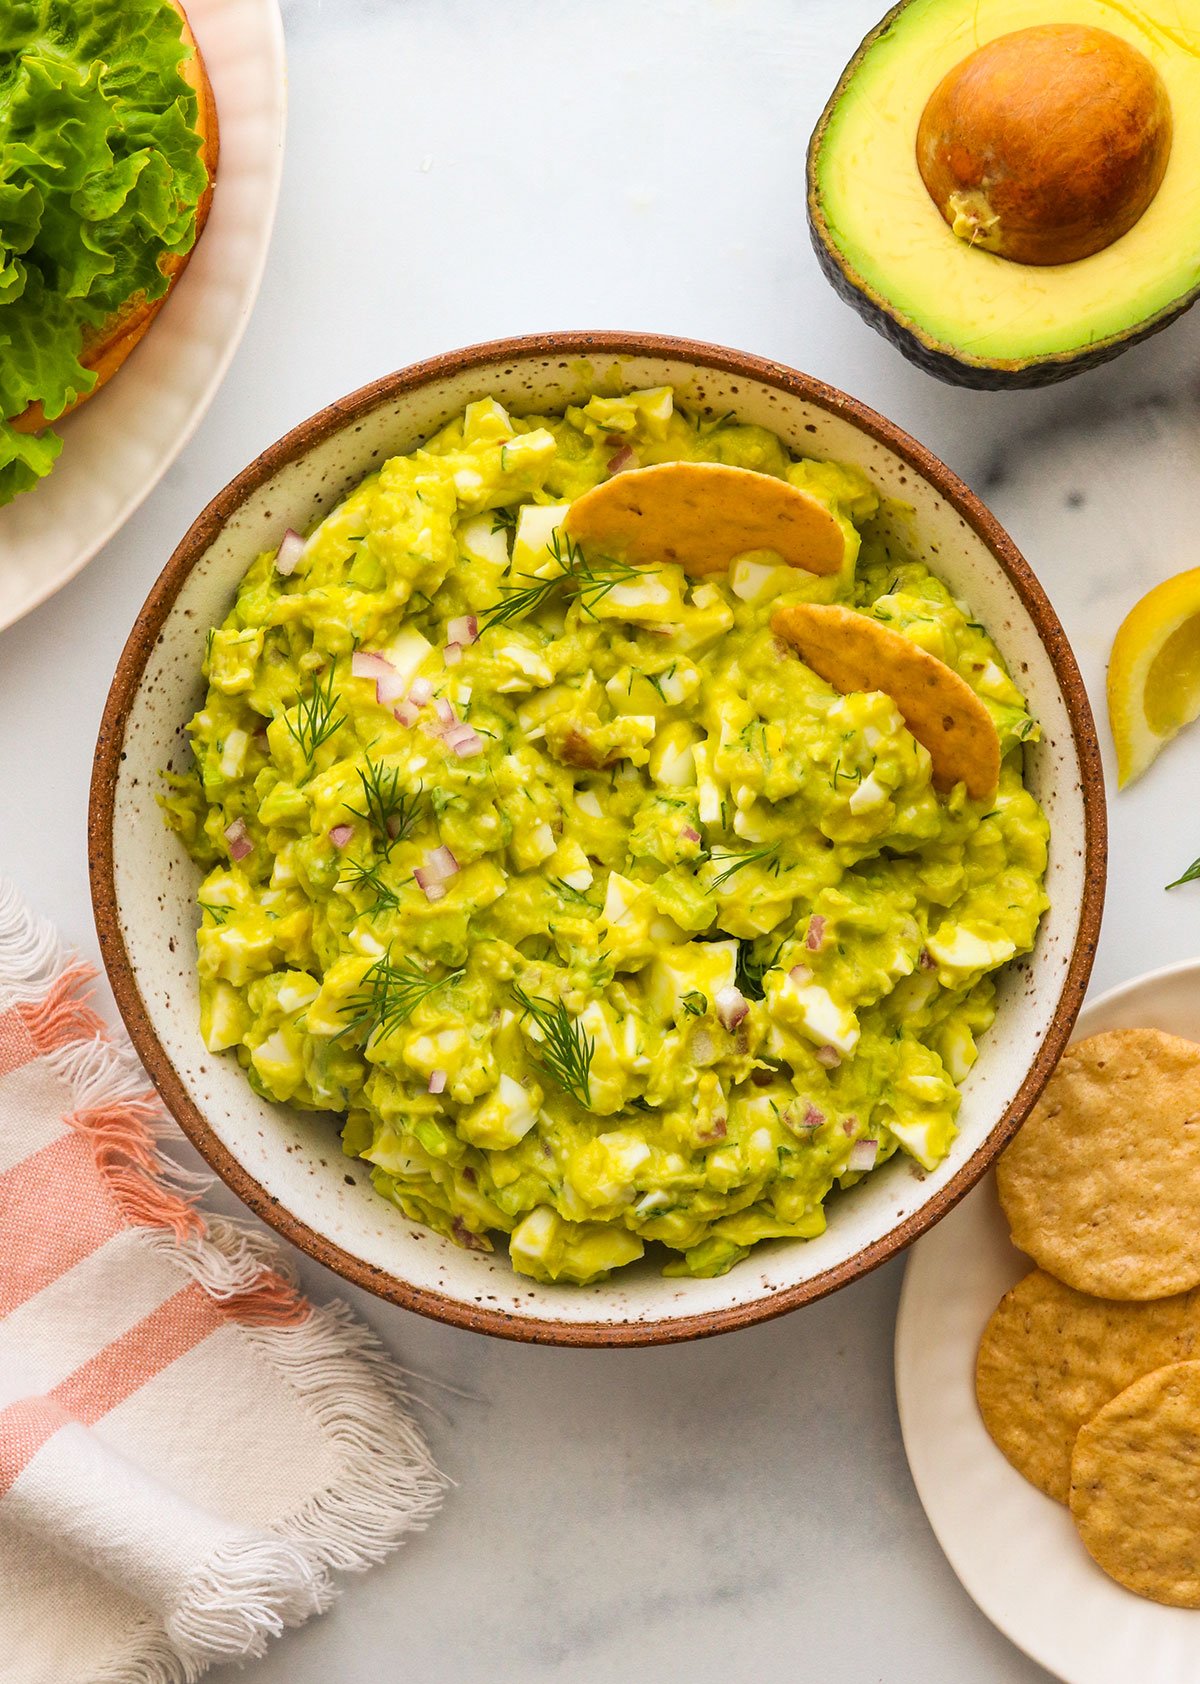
[512,984,594,1108]
[348,757,421,850]
[204,628,216,669]
[549,531,645,618]
[197,901,230,925]
[1167,855,1200,891]
[340,857,405,914]
[478,530,650,629]
[338,954,465,1043]
[478,570,562,629]
[681,990,707,1017]
[735,940,782,1000]
[708,843,780,890]
[551,878,601,911]
[286,665,344,771]
[491,506,518,535]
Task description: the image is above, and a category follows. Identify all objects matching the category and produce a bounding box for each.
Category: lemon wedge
[1108,567,1200,787]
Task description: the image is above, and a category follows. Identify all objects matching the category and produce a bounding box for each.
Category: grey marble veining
[7,0,1200,1677]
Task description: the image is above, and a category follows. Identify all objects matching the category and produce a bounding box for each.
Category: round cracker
[770,601,1000,799]
[563,461,846,576]
[996,1029,1200,1300]
[1070,1359,1200,1607]
[976,1270,1200,1503]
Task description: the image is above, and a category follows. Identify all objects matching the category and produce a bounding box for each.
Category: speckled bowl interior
[90,334,1105,1344]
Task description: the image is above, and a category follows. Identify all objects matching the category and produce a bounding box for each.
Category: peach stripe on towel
[0,1006,35,1081]
[0,1133,124,1317]
[0,1284,223,1495]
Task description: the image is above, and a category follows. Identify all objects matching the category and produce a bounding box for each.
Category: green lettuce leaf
[0,0,207,505]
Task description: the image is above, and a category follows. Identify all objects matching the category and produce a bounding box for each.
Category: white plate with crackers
[897,959,1200,1684]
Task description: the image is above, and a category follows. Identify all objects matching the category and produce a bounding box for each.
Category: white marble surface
[4,0,1200,1677]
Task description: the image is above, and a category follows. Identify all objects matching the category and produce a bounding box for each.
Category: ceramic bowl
[89,332,1106,1345]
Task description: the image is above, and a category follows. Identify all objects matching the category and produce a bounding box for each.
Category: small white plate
[896,959,1200,1684]
[0,0,286,633]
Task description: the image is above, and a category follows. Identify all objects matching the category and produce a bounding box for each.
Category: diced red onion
[681,825,701,843]
[815,1045,841,1069]
[806,915,826,952]
[408,676,434,706]
[449,729,483,758]
[432,695,456,726]
[789,964,813,987]
[275,529,305,576]
[446,615,478,646]
[428,1069,447,1095]
[714,985,748,1030]
[376,672,407,705]
[847,1138,878,1173]
[607,444,636,474]
[699,1117,727,1143]
[349,651,407,707]
[423,845,459,881]
[386,812,404,840]
[842,1114,859,1136]
[919,947,935,971]
[413,870,446,902]
[330,823,353,850]
[785,1102,824,1135]
[452,1216,489,1252]
[224,817,252,861]
[443,642,463,666]
[351,650,394,682]
[394,699,420,727]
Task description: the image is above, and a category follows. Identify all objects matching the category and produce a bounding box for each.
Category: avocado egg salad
[163,388,1050,1285]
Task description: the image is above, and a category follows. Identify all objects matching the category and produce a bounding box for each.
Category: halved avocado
[807,0,1200,388]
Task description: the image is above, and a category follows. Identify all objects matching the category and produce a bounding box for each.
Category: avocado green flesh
[164,388,1049,1285]
[810,0,1200,375]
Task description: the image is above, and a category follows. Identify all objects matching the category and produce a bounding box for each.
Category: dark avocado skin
[805,1,1200,390]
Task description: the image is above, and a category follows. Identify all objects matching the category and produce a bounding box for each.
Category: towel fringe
[248,1303,448,1573]
[66,1098,206,1242]
[0,880,70,1002]
[221,1267,312,1329]
[92,1623,204,1684]
[144,1215,294,1300]
[166,1534,333,1661]
[16,963,107,1050]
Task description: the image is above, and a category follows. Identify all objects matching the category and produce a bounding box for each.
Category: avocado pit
[916,24,1172,267]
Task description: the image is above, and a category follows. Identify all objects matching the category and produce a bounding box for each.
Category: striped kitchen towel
[0,880,445,1684]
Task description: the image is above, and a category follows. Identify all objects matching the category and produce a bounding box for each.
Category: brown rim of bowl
[88,330,1107,1348]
